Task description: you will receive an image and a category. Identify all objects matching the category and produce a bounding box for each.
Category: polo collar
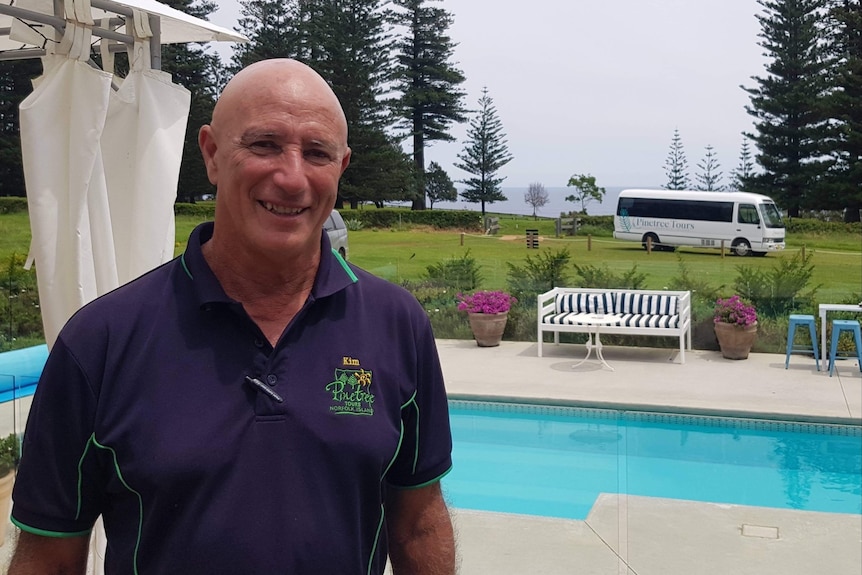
[181,222,357,309]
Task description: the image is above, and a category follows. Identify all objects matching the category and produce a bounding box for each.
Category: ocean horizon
[419,186,652,218]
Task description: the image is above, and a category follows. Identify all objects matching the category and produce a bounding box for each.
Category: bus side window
[738,204,760,225]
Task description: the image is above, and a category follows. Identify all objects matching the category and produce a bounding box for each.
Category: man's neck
[201,240,320,346]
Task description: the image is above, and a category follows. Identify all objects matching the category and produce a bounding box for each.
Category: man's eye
[306,149,333,162]
[249,141,279,153]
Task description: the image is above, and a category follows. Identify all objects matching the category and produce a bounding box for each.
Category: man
[9,59,455,574]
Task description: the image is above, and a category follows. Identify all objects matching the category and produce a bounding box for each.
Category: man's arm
[385,482,455,575]
[7,531,90,575]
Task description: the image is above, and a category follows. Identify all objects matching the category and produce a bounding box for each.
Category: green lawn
[0,210,858,353]
[345,224,861,304]
[1,210,859,306]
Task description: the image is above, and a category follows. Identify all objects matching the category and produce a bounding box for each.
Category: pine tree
[425,161,457,209]
[231,0,298,71]
[455,87,513,217]
[821,0,862,222]
[742,0,830,217]
[664,129,690,190]
[0,60,41,196]
[695,145,724,191]
[229,0,414,207]
[731,138,757,191]
[391,0,467,210]
[311,0,413,208]
[160,0,224,203]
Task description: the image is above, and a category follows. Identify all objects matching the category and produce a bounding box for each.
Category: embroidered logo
[326,358,375,416]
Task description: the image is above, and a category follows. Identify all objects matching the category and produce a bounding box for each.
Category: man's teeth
[263,202,303,215]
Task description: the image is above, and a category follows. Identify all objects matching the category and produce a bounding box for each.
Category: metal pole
[0,3,134,45]
[148,13,161,70]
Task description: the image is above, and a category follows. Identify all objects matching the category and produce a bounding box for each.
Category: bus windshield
[759,202,784,228]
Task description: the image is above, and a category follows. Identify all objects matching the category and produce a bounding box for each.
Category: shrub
[732,251,819,318]
[0,433,20,476]
[174,202,215,218]
[345,218,364,231]
[337,209,482,231]
[456,290,517,314]
[423,250,483,291]
[714,295,757,327]
[667,255,723,305]
[573,263,647,289]
[0,198,29,215]
[505,248,572,305]
[0,253,44,351]
[572,224,613,238]
[785,217,861,235]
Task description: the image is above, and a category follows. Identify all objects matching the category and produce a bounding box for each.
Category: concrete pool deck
[433,339,862,575]
[1,340,860,573]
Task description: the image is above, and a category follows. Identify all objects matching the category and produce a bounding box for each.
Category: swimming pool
[446,400,862,519]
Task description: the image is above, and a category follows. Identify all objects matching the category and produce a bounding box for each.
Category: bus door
[735,203,763,253]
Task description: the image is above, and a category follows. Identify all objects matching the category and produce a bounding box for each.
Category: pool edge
[447,392,862,426]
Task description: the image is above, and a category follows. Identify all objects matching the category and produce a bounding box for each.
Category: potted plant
[457,290,517,347]
[0,432,20,546]
[713,295,758,359]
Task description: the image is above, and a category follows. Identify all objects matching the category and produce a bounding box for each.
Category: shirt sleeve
[11,335,104,536]
[385,313,453,489]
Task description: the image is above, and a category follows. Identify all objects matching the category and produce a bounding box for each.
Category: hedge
[0,197,28,214]
[337,208,483,230]
[6,196,859,235]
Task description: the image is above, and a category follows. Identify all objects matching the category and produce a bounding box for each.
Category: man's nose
[272,149,307,190]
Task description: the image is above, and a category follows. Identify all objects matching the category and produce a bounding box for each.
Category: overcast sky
[208,0,766,189]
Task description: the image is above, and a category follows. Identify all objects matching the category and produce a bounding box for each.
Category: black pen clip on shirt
[245,376,284,403]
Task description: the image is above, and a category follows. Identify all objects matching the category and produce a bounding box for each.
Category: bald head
[197,58,352,270]
[212,59,348,146]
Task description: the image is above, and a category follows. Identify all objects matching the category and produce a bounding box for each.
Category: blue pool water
[447,401,862,519]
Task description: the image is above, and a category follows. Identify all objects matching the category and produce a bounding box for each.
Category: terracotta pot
[0,470,14,547]
[468,312,508,347]
[714,321,758,360]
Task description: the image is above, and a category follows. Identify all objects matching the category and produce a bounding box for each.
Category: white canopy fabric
[21,57,189,571]
[15,0,203,569]
[101,64,187,284]
[1,0,245,54]
[20,54,116,347]
[20,17,190,348]
[9,0,243,567]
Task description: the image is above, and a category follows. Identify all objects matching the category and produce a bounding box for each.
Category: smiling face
[199,59,351,265]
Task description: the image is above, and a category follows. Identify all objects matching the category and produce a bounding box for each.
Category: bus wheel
[642,233,659,251]
[732,239,752,257]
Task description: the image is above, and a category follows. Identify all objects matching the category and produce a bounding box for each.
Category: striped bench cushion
[555,292,616,315]
[613,292,678,315]
[542,312,680,329]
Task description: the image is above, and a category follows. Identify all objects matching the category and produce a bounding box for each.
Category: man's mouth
[261,202,305,216]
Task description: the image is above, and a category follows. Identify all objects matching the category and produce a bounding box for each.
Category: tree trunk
[410,117,426,210]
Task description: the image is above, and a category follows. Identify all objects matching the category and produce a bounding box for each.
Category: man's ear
[199,125,218,185]
[340,147,352,176]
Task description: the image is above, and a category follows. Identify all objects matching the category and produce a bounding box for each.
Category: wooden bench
[537,287,692,363]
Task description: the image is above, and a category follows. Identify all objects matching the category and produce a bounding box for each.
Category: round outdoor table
[572,314,618,371]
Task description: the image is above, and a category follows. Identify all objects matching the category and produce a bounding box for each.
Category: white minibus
[613,189,785,256]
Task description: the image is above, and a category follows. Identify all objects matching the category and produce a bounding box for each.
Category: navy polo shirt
[12,222,453,574]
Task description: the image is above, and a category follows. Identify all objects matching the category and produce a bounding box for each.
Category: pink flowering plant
[714,295,757,327]
[457,290,517,314]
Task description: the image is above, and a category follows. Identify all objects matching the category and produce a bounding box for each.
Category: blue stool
[828,319,862,377]
[785,314,820,370]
